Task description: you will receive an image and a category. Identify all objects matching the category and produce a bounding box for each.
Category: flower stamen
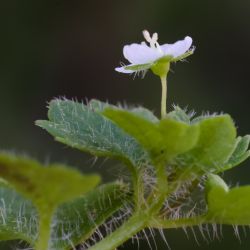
[143,30,163,53]
[142,30,152,43]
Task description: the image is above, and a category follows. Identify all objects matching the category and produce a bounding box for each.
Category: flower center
[143,30,163,54]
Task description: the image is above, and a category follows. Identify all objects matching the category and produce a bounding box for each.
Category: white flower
[115,30,194,76]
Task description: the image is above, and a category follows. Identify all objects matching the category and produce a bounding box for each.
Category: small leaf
[36,99,148,167]
[206,174,250,225]
[0,152,100,211]
[51,182,131,249]
[220,135,250,172]
[103,109,199,165]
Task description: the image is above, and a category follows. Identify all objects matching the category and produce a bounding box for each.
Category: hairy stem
[148,215,207,229]
[160,76,167,118]
[88,164,169,250]
[123,159,144,209]
[88,213,148,250]
[133,172,145,209]
[147,164,168,213]
[88,166,198,250]
[35,210,53,250]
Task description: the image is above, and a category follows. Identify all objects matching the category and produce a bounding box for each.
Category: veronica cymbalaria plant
[0,29,250,250]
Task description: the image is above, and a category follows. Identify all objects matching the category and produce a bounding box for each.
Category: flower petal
[123,43,162,64]
[160,36,193,58]
[115,66,134,74]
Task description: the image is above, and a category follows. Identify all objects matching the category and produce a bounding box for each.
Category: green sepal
[150,60,170,77]
[36,99,148,167]
[103,108,199,165]
[171,50,194,62]
[125,63,153,71]
[206,174,250,225]
[124,55,172,76]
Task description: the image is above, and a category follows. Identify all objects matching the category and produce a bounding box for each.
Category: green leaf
[191,113,217,124]
[51,182,131,249]
[103,109,199,165]
[129,107,159,122]
[89,99,159,123]
[206,174,250,225]
[181,115,237,172]
[205,173,229,194]
[0,183,37,245]
[0,151,100,249]
[36,99,148,167]
[220,135,250,172]
[0,180,131,249]
[88,99,117,112]
[0,152,100,210]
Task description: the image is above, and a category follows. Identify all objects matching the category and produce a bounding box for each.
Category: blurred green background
[1,0,250,249]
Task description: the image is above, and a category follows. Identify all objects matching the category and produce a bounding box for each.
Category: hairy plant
[0,30,250,250]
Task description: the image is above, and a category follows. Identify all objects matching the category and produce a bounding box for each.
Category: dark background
[1,0,250,249]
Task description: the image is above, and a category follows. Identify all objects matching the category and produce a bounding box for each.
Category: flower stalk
[160,76,167,118]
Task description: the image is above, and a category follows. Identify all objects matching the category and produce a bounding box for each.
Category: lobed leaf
[103,108,199,165]
[36,99,148,167]
[206,174,250,225]
[177,115,237,172]
[0,152,100,211]
[89,99,159,123]
[0,180,131,249]
[88,99,117,112]
[130,107,159,122]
